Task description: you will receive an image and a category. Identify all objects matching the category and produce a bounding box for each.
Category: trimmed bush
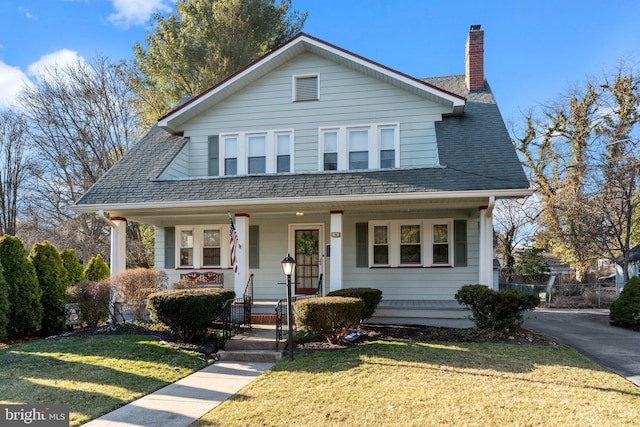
[84,254,110,282]
[610,276,640,328]
[455,284,540,337]
[112,268,168,321]
[147,288,235,341]
[0,235,42,339]
[60,249,84,285]
[327,288,382,321]
[0,265,9,341]
[294,296,363,344]
[66,280,111,327]
[30,241,69,335]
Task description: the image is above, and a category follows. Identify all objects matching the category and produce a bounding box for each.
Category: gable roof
[158,33,466,133]
[75,35,530,216]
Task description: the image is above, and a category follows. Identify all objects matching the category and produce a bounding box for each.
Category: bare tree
[0,108,33,236]
[18,55,146,264]
[494,197,540,283]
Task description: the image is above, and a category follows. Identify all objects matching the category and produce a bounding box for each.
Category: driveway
[523,309,640,387]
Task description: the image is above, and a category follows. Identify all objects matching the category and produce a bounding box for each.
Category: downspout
[97,209,116,228]
[486,196,496,217]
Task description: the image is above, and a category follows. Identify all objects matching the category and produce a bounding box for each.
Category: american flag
[229,217,239,273]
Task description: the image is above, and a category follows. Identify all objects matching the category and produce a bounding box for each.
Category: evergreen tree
[0,265,9,341]
[60,248,84,285]
[84,254,110,282]
[30,241,68,335]
[0,235,42,338]
[128,0,307,126]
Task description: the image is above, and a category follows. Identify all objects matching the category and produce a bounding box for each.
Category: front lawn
[194,340,640,426]
[0,334,207,426]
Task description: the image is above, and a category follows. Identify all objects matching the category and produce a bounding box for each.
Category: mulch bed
[1,323,557,355]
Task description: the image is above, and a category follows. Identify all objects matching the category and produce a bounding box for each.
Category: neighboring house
[74,26,530,326]
[615,244,640,292]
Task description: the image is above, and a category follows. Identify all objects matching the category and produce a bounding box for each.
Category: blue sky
[1,0,639,125]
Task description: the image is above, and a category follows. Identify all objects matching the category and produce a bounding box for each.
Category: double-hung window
[348,129,369,170]
[368,219,454,267]
[400,224,421,265]
[176,225,226,269]
[179,229,194,267]
[379,127,396,168]
[224,136,238,175]
[319,123,398,171]
[276,133,291,172]
[247,135,266,174]
[322,130,338,171]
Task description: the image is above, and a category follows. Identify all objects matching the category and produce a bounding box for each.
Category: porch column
[234,214,250,298]
[330,211,343,292]
[478,201,495,289]
[110,217,127,277]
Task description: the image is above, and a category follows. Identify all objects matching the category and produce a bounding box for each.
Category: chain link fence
[501,282,618,309]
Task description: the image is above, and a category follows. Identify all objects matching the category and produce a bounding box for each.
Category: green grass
[194,341,640,426]
[0,335,207,426]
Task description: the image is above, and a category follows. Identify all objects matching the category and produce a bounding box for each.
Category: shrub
[294,296,363,344]
[60,249,84,285]
[455,284,540,337]
[112,268,168,321]
[30,241,69,336]
[66,280,111,327]
[610,276,640,328]
[327,288,382,321]
[147,288,235,341]
[0,265,9,342]
[84,254,110,282]
[0,235,42,339]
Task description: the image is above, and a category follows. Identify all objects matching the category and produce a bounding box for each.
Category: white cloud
[0,61,30,108]
[18,8,38,21]
[27,49,84,81]
[108,0,175,29]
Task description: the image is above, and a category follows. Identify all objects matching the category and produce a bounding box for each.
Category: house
[74,26,531,326]
[615,243,640,292]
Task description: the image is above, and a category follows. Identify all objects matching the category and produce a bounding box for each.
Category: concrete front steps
[217,324,286,363]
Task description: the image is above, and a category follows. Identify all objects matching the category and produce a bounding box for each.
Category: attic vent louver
[294,74,319,101]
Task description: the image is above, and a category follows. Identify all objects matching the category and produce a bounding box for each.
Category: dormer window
[293,74,319,101]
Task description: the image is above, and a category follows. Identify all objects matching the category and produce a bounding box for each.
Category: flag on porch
[229,217,239,273]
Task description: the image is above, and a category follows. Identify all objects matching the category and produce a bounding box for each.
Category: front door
[294,228,321,295]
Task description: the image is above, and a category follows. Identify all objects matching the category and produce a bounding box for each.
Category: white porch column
[329,211,343,292]
[478,198,496,288]
[234,214,250,298]
[110,217,127,277]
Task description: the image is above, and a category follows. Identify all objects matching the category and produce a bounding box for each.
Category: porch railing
[220,274,253,339]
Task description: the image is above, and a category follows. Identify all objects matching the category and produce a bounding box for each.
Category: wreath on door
[296,232,319,256]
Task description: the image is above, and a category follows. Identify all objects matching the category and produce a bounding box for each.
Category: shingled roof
[76,70,528,209]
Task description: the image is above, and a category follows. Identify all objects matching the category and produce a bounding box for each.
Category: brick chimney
[465,24,484,91]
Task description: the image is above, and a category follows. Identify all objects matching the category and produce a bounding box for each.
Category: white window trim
[319,123,399,171]
[368,219,453,267]
[219,129,294,176]
[292,73,320,102]
[175,225,229,269]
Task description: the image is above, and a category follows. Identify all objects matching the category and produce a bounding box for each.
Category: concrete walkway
[523,308,640,386]
[82,361,274,427]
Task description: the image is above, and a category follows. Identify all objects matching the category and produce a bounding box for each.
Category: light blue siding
[181,52,449,176]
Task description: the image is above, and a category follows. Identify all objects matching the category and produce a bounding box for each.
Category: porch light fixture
[295,212,304,216]
[281,254,296,361]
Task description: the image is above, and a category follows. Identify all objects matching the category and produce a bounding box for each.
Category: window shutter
[356,222,368,267]
[454,220,467,267]
[165,227,175,269]
[295,76,318,101]
[249,225,259,268]
[208,135,219,176]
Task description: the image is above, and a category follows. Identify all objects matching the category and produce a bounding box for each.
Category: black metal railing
[220,274,254,339]
[275,299,284,351]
